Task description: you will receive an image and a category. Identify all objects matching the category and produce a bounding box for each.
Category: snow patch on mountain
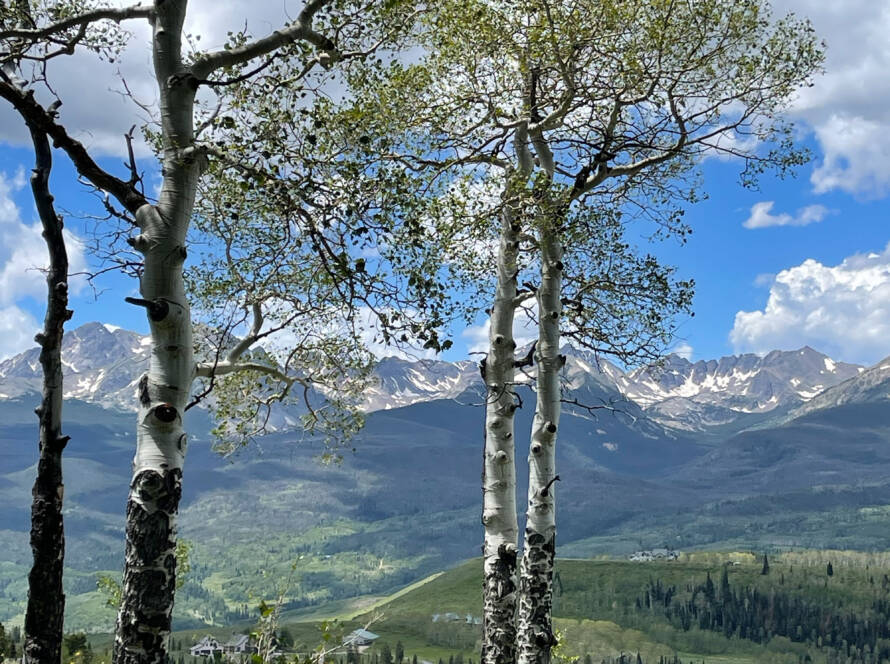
[0,323,869,437]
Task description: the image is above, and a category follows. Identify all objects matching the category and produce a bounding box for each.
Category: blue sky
[0,0,889,368]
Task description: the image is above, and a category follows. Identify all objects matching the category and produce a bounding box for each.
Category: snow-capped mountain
[363,356,478,411]
[785,353,890,420]
[0,322,149,409]
[615,347,863,431]
[0,323,870,435]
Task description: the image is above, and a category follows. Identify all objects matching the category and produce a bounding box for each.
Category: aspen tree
[322,2,822,664]
[0,2,425,662]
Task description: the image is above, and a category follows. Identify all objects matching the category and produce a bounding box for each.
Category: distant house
[343,629,380,648]
[629,548,680,562]
[222,635,255,655]
[190,635,256,658]
[444,612,461,622]
[190,636,221,657]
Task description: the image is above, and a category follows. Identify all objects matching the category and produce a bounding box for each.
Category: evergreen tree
[762,554,770,575]
[0,623,8,659]
[827,561,834,577]
[396,641,404,664]
[381,644,393,664]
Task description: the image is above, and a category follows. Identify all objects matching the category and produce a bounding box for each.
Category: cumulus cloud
[0,171,88,360]
[0,172,88,306]
[729,245,890,365]
[671,342,694,360]
[0,1,308,156]
[771,0,890,196]
[743,201,831,229]
[0,305,40,362]
[462,306,539,355]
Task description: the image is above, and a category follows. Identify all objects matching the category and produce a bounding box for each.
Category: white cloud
[0,172,88,307]
[809,115,890,196]
[729,245,890,364]
[256,302,439,363]
[0,305,39,361]
[771,0,890,196]
[462,306,539,355]
[0,2,317,158]
[743,201,831,229]
[671,342,694,360]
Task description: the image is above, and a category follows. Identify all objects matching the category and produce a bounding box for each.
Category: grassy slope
[249,552,890,664]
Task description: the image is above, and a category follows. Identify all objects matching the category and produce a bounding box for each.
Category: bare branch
[0,77,147,213]
[0,4,152,42]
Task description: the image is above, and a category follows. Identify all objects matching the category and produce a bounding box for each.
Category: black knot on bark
[494,334,505,345]
[545,421,557,434]
[541,475,561,497]
[154,404,178,423]
[138,374,150,406]
[125,296,170,322]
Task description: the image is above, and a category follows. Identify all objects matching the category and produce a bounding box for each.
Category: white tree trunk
[516,225,562,664]
[113,3,199,662]
[481,187,522,664]
[113,205,194,664]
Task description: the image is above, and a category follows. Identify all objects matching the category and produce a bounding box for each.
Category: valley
[1,323,890,637]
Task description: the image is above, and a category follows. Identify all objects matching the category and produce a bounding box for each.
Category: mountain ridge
[0,323,867,435]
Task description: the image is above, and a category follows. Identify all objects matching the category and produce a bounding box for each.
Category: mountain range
[1,322,889,632]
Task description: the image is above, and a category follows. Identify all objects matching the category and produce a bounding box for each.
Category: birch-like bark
[481,185,522,664]
[23,125,70,664]
[516,222,562,664]
[113,3,197,662]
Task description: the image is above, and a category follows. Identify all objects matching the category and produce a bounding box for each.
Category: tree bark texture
[23,125,71,664]
[516,225,562,664]
[480,186,523,664]
[113,3,197,662]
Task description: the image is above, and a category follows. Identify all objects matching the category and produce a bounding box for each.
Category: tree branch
[0,4,152,42]
[0,78,148,213]
[191,0,337,80]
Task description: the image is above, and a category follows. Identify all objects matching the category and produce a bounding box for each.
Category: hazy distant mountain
[616,347,863,433]
[784,354,890,420]
[363,356,478,411]
[0,323,864,429]
[0,322,148,409]
[2,322,890,631]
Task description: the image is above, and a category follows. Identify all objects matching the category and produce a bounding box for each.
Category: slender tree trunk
[516,223,562,664]
[481,185,523,664]
[113,3,198,662]
[23,125,71,664]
